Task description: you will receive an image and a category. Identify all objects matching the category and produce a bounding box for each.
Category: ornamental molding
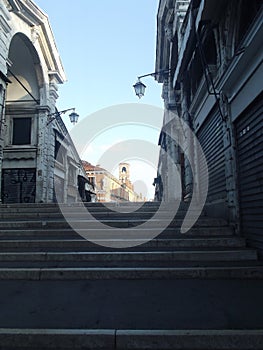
[6,0,66,84]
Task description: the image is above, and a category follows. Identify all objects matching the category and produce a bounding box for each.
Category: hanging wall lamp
[133,69,171,98]
[47,107,79,126]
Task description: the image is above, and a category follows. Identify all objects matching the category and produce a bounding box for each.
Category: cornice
[156,0,175,81]
[0,0,11,34]
[7,0,66,83]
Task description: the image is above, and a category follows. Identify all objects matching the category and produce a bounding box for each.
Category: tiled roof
[82,161,105,172]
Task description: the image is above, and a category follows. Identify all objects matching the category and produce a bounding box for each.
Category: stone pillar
[181,102,193,201]
[35,106,50,202]
[46,78,59,203]
[0,84,6,203]
[0,1,11,202]
[220,93,239,229]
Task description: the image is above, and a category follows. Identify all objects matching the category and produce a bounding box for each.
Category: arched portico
[1,33,46,203]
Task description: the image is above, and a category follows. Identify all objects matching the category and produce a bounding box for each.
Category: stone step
[0,203,166,214]
[0,228,234,240]
[0,216,228,224]
[3,261,260,268]
[0,202,162,207]
[0,200,201,209]
[1,277,263,329]
[0,204,170,212]
[1,265,263,280]
[0,212,210,223]
[0,202,194,218]
[0,237,247,251]
[0,250,257,268]
[0,217,229,231]
[0,329,262,350]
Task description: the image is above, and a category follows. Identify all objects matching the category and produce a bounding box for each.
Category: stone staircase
[0,202,262,349]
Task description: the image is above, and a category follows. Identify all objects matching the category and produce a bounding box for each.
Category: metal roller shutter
[235,93,263,250]
[197,109,226,202]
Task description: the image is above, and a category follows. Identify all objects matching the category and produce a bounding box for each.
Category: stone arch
[6,32,43,105]
[1,33,45,204]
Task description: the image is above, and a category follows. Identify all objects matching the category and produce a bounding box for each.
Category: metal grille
[1,168,36,203]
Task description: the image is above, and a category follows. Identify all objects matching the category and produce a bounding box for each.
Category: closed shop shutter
[235,93,263,249]
[197,109,226,202]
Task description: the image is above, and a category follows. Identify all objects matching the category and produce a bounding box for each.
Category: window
[12,118,31,145]
[68,164,75,185]
[88,177,95,186]
[55,140,65,164]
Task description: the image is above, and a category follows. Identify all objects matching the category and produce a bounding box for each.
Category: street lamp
[47,107,79,125]
[133,79,146,99]
[133,69,171,98]
[68,109,79,124]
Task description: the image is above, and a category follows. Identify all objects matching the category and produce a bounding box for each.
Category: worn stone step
[0,202,161,207]
[2,262,262,270]
[0,251,258,268]
[0,205,169,213]
[0,217,227,226]
[0,237,247,251]
[0,329,263,350]
[0,249,257,262]
[0,265,263,280]
[0,220,233,234]
[0,228,234,241]
[0,202,170,209]
[0,216,230,232]
[0,213,205,224]
[1,277,263,329]
[0,202,194,219]
[0,203,166,214]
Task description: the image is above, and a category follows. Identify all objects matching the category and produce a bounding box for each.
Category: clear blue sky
[34,0,164,121]
[33,1,164,199]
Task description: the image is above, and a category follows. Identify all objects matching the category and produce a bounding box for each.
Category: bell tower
[119,162,130,185]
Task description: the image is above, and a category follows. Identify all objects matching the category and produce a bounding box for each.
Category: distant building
[0,0,86,203]
[82,161,143,202]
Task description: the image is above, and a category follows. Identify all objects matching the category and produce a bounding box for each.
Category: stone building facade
[83,161,143,203]
[0,0,86,203]
[155,0,263,251]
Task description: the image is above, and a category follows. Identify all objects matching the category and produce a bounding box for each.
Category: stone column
[35,106,50,202]
[220,93,239,229]
[0,84,6,202]
[0,1,11,202]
